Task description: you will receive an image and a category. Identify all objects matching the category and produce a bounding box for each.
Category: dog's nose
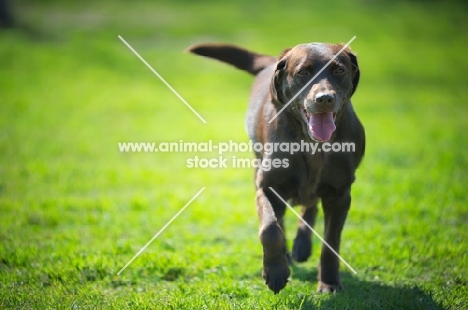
[314,92,335,106]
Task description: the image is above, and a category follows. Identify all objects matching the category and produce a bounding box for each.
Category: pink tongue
[309,112,336,142]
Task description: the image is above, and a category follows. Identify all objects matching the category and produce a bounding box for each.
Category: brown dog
[188,42,365,294]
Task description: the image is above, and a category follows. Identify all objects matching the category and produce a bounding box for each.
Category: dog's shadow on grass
[290,265,445,309]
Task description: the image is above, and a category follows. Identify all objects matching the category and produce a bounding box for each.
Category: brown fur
[188,42,365,294]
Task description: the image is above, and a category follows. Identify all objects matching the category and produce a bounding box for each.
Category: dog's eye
[297,69,309,76]
[334,67,346,75]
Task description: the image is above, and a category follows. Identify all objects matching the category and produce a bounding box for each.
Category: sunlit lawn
[1,0,467,308]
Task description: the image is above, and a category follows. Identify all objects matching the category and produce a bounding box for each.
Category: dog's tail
[187,43,276,76]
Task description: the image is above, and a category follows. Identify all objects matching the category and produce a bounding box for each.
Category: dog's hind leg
[256,187,290,294]
[292,198,318,262]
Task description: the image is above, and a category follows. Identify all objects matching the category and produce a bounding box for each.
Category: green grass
[1,0,468,308]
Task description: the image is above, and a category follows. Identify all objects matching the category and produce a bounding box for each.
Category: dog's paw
[316,281,342,294]
[291,237,311,262]
[262,262,291,294]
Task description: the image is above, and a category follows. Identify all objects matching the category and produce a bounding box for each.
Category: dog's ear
[348,51,360,96]
[277,48,291,65]
[271,48,291,104]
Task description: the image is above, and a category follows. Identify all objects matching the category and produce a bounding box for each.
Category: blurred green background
[1,0,467,309]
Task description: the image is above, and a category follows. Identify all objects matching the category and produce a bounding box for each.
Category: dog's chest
[284,151,326,202]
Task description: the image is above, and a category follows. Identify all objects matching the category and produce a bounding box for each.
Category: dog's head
[271,43,360,142]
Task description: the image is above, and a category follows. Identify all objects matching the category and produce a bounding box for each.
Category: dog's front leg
[256,187,290,294]
[317,188,351,293]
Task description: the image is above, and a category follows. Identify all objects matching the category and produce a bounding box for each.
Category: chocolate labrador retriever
[188,42,365,294]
